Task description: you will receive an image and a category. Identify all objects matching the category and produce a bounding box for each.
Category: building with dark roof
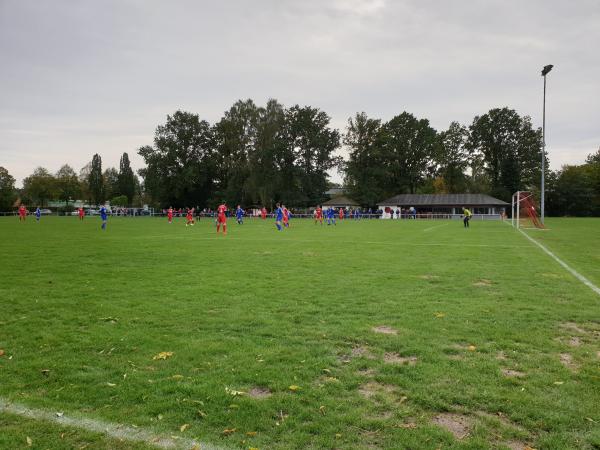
[322,196,359,208]
[378,194,509,219]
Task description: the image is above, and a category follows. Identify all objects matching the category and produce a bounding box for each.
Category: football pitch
[1,216,599,450]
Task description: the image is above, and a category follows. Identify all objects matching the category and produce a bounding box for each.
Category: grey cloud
[1,0,599,185]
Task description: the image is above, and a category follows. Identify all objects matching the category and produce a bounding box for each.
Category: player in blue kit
[100,206,108,230]
[236,205,244,225]
[275,203,283,231]
[35,207,41,222]
[327,207,336,226]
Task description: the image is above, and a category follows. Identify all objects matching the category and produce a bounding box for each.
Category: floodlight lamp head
[541,64,554,76]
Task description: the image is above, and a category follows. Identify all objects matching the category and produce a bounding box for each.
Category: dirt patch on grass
[559,353,578,371]
[357,368,377,377]
[432,413,472,440]
[248,387,272,399]
[568,336,581,347]
[448,354,464,361]
[384,353,417,366]
[358,381,396,400]
[496,351,508,360]
[372,325,397,335]
[501,369,525,378]
[473,279,493,287]
[475,411,526,433]
[302,251,319,257]
[351,346,375,359]
[560,322,586,334]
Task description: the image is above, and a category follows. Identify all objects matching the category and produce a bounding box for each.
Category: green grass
[0,216,599,449]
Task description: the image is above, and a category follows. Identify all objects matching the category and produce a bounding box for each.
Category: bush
[111,195,128,207]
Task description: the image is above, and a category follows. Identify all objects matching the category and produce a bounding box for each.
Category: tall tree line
[138,99,340,208]
[344,107,544,204]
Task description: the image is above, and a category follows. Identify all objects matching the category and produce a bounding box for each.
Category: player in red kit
[185,208,195,226]
[339,208,344,220]
[167,207,174,224]
[78,207,85,221]
[216,203,227,234]
[282,205,290,228]
[18,205,27,222]
[261,207,267,220]
[314,206,323,225]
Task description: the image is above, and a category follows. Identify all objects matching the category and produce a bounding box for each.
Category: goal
[511,191,544,229]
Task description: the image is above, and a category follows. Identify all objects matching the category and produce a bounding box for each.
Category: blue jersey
[100,207,108,220]
[236,208,244,218]
[35,208,41,218]
[276,207,283,221]
[327,208,334,218]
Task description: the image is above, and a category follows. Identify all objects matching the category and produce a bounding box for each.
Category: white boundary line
[423,222,450,232]
[517,228,600,297]
[0,397,228,450]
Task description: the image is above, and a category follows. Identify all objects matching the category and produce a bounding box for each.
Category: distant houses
[378,194,508,219]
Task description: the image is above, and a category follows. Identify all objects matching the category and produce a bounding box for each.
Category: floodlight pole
[541,64,553,225]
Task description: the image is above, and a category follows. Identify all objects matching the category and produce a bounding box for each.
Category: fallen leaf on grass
[324,377,339,383]
[249,448,259,450]
[157,414,163,420]
[0,349,5,357]
[197,410,208,418]
[41,369,50,376]
[288,385,301,392]
[190,445,201,450]
[398,422,417,429]
[171,374,184,380]
[554,381,564,385]
[335,433,342,439]
[26,436,32,447]
[319,405,326,415]
[229,404,239,409]
[322,368,331,374]
[225,387,246,396]
[434,312,445,318]
[467,345,477,352]
[222,428,236,435]
[246,431,257,437]
[152,351,173,360]
[179,423,189,432]
[106,382,116,387]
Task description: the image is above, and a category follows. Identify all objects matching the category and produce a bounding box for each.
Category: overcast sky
[1,0,599,186]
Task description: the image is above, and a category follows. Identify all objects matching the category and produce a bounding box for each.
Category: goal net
[511,191,544,229]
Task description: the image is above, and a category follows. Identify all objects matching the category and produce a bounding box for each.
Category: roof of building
[379,193,509,206]
[322,195,359,206]
[325,188,346,197]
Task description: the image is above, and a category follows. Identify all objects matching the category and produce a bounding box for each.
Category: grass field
[1,216,599,450]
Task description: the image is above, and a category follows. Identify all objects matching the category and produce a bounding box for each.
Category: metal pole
[541,75,546,224]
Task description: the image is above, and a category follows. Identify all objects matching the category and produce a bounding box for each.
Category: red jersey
[78,208,84,216]
[19,206,26,216]
[339,209,344,219]
[167,208,173,217]
[283,208,289,221]
[261,208,267,219]
[186,210,193,220]
[315,208,322,218]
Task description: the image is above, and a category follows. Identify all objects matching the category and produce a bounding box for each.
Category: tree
[468,108,543,200]
[79,162,92,205]
[118,152,136,205]
[343,112,387,206]
[88,154,104,205]
[381,112,438,194]
[23,167,57,207]
[284,105,341,206]
[139,110,215,207]
[0,167,17,211]
[436,122,471,193]
[546,165,596,216]
[55,164,81,206]
[103,167,119,200]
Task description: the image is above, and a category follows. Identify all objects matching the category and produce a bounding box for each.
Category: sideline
[0,397,228,450]
[423,222,450,232]
[516,227,600,297]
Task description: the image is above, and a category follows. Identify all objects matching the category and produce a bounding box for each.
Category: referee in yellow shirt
[462,207,472,228]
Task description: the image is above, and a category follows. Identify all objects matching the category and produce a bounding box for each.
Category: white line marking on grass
[517,228,600,297]
[423,222,450,232]
[0,398,229,450]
